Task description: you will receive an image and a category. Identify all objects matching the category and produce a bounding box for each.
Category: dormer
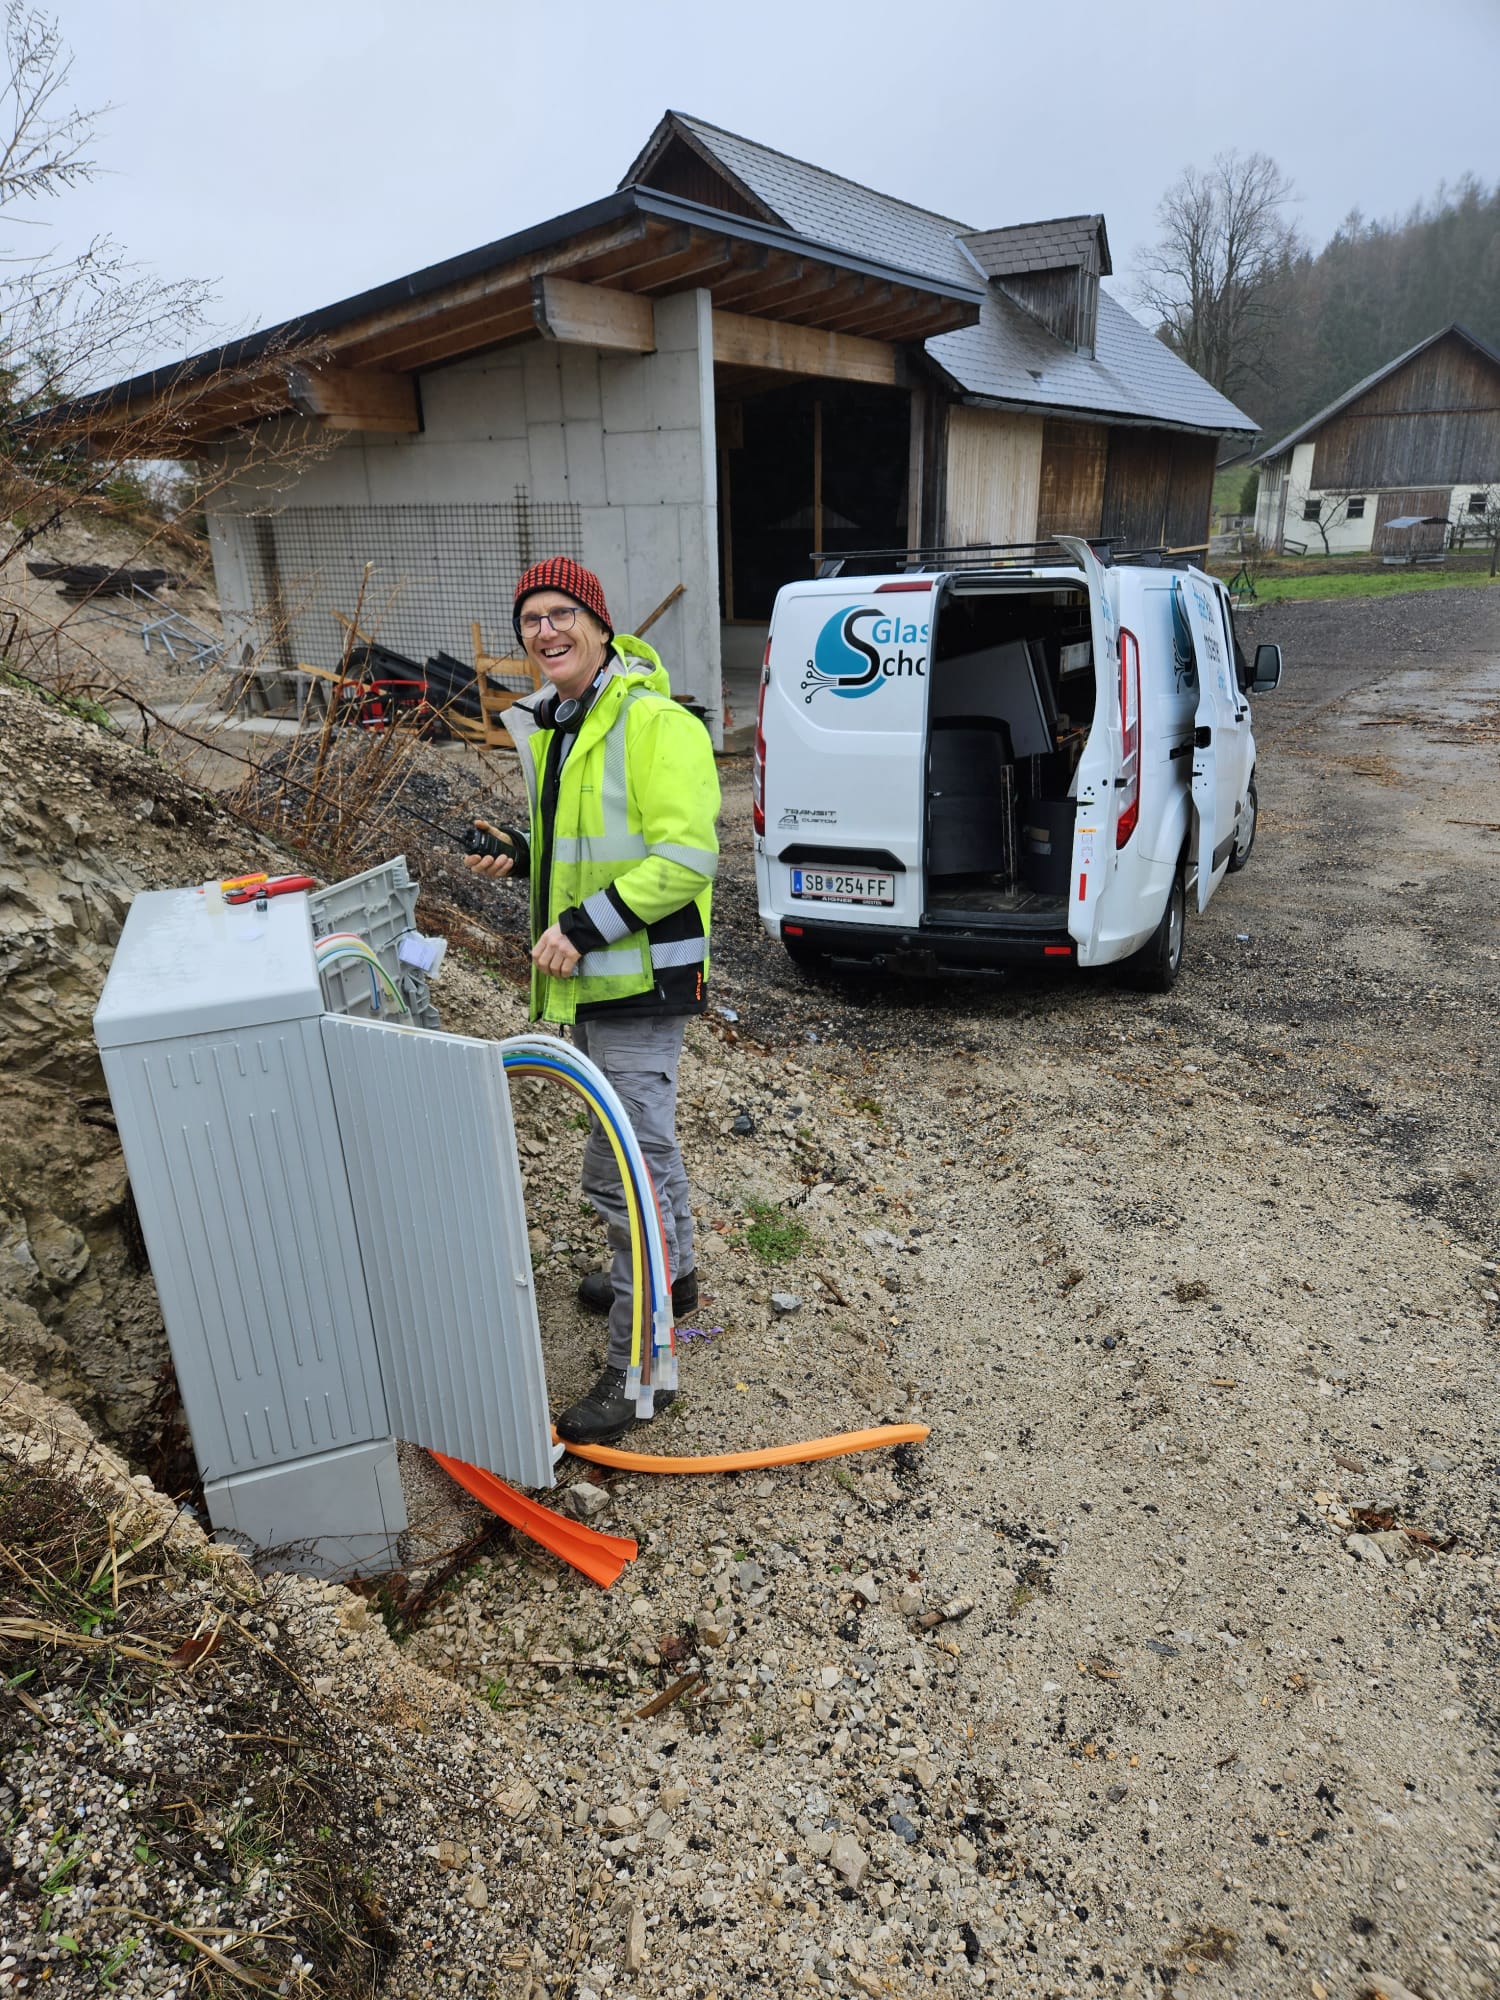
[957,214,1111,357]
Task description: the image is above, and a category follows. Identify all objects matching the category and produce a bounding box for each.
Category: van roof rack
[809,539,1210,578]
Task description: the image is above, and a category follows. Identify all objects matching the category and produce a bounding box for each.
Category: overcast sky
[44,0,1500,373]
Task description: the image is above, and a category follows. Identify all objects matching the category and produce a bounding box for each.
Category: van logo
[801,606,929,703]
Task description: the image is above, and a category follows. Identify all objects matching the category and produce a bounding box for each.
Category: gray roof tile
[660,115,1253,435]
[961,217,1108,278]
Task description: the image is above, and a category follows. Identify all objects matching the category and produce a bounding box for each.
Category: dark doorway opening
[717,380,910,622]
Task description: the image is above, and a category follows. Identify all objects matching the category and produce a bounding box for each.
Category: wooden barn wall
[1037,419,1108,537]
[640,138,765,220]
[999,269,1091,351]
[1100,429,1217,549]
[1372,488,1452,556]
[944,406,1044,546]
[1312,336,1500,489]
[1165,435,1217,546]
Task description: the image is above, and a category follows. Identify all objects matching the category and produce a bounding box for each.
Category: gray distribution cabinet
[94,882,553,1577]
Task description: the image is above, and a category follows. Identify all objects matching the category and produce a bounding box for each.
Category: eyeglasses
[519,605,580,636]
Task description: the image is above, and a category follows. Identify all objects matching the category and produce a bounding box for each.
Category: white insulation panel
[320,1015,555,1490]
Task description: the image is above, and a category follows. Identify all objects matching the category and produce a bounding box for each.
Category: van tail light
[751,640,770,837]
[1115,626,1141,848]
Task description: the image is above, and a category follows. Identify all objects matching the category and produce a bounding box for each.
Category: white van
[752,537,1281,990]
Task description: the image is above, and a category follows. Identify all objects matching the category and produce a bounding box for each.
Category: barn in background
[1252,324,1500,557]
[58,111,1255,745]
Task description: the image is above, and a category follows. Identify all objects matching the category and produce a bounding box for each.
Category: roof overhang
[943,389,1257,441]
[40,187,985,456]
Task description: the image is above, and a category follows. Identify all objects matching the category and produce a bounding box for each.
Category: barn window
[1468,491,1489,515]
[1302,501,1321,522]
[1346,497,1366,520]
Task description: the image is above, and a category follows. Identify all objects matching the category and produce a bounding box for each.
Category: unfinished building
[57,111,1256,746]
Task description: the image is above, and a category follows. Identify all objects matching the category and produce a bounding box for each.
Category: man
[464,556,720,1445]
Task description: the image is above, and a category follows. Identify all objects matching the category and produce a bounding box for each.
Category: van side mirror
[1251,643,1282,693]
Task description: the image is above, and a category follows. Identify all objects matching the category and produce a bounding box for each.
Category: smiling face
[518,589,610,702]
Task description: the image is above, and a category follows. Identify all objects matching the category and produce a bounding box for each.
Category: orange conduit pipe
[554,1421,931,1475]
[432,1450,638,1590]
[433,1427,931,1586]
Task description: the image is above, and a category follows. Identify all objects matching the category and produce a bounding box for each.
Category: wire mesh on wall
[240,495,583,673]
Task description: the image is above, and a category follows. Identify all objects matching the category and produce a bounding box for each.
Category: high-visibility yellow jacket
[501,636,720,1026]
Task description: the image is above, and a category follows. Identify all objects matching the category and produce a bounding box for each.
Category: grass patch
[1211,465,1253,519]
[1252,568,1500,603]
[742,1197,811,1264]
[1,665,116,729]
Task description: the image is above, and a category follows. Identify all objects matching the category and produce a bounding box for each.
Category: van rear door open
[761,583,933,927]
[1054,538,1123,962]
[1176,575,1249,911]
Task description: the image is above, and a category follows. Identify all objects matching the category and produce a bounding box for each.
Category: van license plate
[791,868,895,906]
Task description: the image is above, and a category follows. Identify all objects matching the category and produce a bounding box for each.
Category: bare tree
[0,4,213,421]
[0,5,348,730]
[1135,152,1301,404]
[1298,492,1360,558]
[1474,487,1500,578]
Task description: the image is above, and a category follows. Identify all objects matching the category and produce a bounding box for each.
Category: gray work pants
[572,1014,695,1369]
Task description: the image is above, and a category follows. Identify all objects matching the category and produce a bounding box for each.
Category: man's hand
[462,821,514,879]
[532,923,581,978]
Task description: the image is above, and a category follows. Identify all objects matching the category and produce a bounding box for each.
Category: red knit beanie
[513,556,613,640]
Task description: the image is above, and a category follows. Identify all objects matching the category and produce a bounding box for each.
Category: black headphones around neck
[537,665,607,734]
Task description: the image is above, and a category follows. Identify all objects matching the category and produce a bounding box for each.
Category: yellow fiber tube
[508,1063,648,1370]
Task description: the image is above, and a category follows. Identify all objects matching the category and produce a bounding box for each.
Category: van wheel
[1124,864,1186,992]
[1226,777,1257,873]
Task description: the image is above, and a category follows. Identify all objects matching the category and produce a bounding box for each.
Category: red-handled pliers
[223,874,317,905]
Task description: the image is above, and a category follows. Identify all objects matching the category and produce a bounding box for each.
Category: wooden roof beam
[814,283,899,335]
[568,223,692,286]
[533,276,656,354]
[287,362,420,432]
[282,215,659,375]
[629,235,748,296]
[844,294,952,341]
[709,256,812,311]
[770,273,887,330]
[714,271,854,332]
[338,294,534,371]
[670,241,770,295]
[711,308,896,387]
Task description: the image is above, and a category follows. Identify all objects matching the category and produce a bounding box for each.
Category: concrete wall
[204,289,723,739]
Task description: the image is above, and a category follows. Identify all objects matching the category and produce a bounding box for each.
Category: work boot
[576,1270,613,1315]
[671,1268,699,1318]
[576,1267,700,1318]
[556,1366,640,1446]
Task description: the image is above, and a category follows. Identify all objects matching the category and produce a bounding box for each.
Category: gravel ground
[2,584,1498,2000]
[383,586,1500,2000]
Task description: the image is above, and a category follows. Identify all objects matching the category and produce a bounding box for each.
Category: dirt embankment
[2,584,1499,2000]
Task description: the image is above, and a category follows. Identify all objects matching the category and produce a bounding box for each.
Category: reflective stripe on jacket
[502,634,720,1025]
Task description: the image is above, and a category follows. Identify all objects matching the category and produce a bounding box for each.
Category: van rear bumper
[780,917,1075,973]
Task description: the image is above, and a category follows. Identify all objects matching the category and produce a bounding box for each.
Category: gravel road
[4,584,1497,2000]
[385,585,1500,1999]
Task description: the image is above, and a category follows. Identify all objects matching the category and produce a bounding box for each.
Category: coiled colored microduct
[450,1033,931,1586]
[498,1033,675,1411]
